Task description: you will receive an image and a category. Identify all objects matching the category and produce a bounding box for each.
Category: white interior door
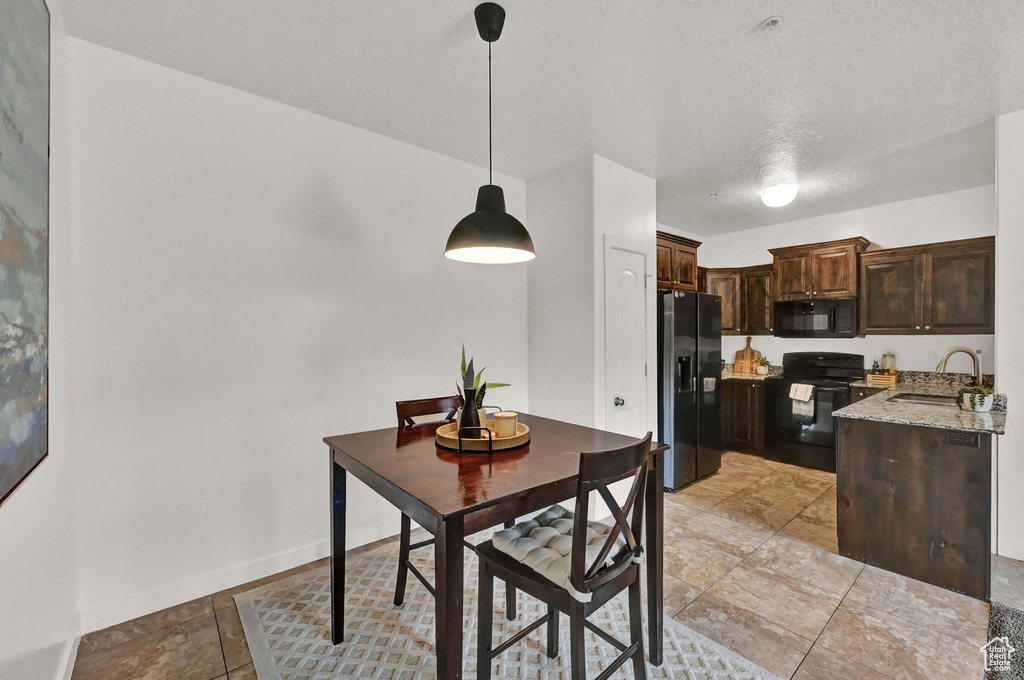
[604,245,648,437]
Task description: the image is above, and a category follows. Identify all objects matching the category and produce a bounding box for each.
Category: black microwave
[773,298,859,338]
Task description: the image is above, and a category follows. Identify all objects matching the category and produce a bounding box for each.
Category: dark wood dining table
[324,413,668,680]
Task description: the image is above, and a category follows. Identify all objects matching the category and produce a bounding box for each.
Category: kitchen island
[833,384,1005,600]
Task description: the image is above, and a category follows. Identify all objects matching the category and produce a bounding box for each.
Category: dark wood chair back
[395,396,461,427]
[569,432,652,594]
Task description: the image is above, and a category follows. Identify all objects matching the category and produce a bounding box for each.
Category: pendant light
[444,3,536,264]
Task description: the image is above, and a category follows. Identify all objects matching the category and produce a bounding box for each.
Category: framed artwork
[0,0,50,506]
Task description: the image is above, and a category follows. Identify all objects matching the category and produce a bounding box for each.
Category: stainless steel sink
[886,393,957,407]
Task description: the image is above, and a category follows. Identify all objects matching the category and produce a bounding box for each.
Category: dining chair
[393,397,518,619]
[475,432,652,680]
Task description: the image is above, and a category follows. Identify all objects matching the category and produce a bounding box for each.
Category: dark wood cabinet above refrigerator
[656,232,701,291]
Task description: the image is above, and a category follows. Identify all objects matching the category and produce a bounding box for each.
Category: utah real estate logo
[982,636,1016,673]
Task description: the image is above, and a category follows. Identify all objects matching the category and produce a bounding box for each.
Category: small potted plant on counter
[756,357,771,376]
[957,386,994,412]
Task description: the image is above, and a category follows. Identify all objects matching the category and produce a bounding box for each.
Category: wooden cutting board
[734,336,762,375]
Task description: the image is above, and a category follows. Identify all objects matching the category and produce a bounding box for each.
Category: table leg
[645,451,664,666]
[330,453,346,645]
[435,515,465,680]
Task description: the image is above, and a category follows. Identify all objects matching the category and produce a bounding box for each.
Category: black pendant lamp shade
[444,3,536,264]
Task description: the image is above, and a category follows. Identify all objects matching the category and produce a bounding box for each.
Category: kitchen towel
[790,383,816,424]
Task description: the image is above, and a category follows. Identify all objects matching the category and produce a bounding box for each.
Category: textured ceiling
[58,0,1024,234]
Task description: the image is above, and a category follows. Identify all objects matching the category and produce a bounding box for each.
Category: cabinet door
[923,246,994,334]
[812,246,857,298]
[742,270,773,334]
[775,253,810,300]
[656,241,673,289]
[673,245,698,291]
[707,272,742,334]
[860,254,922,334]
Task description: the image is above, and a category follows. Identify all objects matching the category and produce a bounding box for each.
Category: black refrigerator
[657,290,723,491]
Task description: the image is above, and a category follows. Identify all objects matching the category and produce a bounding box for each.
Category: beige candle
[492,411,518,438]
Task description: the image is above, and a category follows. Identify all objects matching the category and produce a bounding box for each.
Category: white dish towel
[789,383,815,401]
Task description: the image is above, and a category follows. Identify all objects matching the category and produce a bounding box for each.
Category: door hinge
[645,363,648,377]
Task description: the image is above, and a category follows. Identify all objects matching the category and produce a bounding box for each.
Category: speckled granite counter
[833,382,1006,435]
[721,369,774,381]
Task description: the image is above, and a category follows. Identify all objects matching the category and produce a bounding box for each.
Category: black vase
[459,388,481,432]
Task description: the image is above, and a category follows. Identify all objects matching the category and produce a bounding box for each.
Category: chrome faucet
[935,346,982,386]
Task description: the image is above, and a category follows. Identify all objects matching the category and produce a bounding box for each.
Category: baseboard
[77,519,395,635]
[997,536,1024,561]
[58,630,80,680]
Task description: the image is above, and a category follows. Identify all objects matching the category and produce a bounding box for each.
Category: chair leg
[628,577,647,680]
[394,513,411,606]
[546,604,559,659]
[568,601,586,680]
[477,560,494,680]
[503,520,517,620]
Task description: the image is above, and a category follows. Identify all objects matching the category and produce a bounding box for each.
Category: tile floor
[71,450,1024,680]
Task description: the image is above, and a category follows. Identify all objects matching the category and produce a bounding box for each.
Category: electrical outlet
[928,351,940,365]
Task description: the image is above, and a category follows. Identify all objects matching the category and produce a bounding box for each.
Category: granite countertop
[721,369,775,381]
[833,382,1007,435]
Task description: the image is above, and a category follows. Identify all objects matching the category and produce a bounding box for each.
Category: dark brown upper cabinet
[859,236,994,335]
[705,269,742,334]
[656,232,701,291]
[770,237,870,301]
[705,264,773,335]
[741,265,774,335]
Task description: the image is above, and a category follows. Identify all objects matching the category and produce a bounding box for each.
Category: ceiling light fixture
[760,183,799,207]
[444,3,535,264]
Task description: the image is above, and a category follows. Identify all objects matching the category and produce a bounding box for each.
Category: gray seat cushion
[491,505,627,602]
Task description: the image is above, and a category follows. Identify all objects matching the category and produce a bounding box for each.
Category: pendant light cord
[488,40,493,185]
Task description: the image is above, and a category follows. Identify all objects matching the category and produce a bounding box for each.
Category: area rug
[986,601,1024,680]
[235,533,782,680]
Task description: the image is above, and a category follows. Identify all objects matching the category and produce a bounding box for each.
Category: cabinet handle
[916,326,921,330]
[925,325,931,330]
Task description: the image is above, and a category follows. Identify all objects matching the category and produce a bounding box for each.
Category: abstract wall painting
[0,0,49,506]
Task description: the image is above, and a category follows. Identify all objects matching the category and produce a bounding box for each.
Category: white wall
[996,109,1024,560]
[526,159,594,427]
[0,22,81,680]
[661,187,997,374]
[66,39,530,633]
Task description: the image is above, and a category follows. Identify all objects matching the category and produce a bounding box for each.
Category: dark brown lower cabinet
[837,418,991,600]
[848,386,886,404]
[721,379,765,450]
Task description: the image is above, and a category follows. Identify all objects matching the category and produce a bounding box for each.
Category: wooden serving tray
[435,420,531,453]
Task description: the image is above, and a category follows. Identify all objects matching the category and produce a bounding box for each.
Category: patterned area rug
[235,534,781,680]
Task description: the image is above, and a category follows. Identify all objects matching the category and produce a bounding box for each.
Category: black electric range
[763,352,865,472]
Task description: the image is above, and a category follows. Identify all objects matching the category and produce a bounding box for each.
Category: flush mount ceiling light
[760,183,800,207]
[444,2,536,264]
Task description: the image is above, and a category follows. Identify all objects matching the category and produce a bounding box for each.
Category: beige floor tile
[778,514,839,554]
[676,592,814,679]
[793,645,894,680]
[708,490,806,532]
[726,452,785,472]
[744,469,834,507]
[661,572,704,617]
[704,563,842,639]
[662,498,702,530]
[817,600,983,680]
[693,472,760,496]
[844,565,990,647]
[744,534,863,596]
[991,553,1024,610]
[78,595,213,658]
[713,464,772,484]
[667,482,735,510]
[679,512,774,558]
[72,612,226,680]
[663,526,743,590]
[228,664,257,680]
[216,603,253,671]
[798,486,837,525]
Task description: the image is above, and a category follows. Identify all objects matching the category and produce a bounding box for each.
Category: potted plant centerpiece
[456,346,511,434]
[756,357,771,376]
[957,386,994,412]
